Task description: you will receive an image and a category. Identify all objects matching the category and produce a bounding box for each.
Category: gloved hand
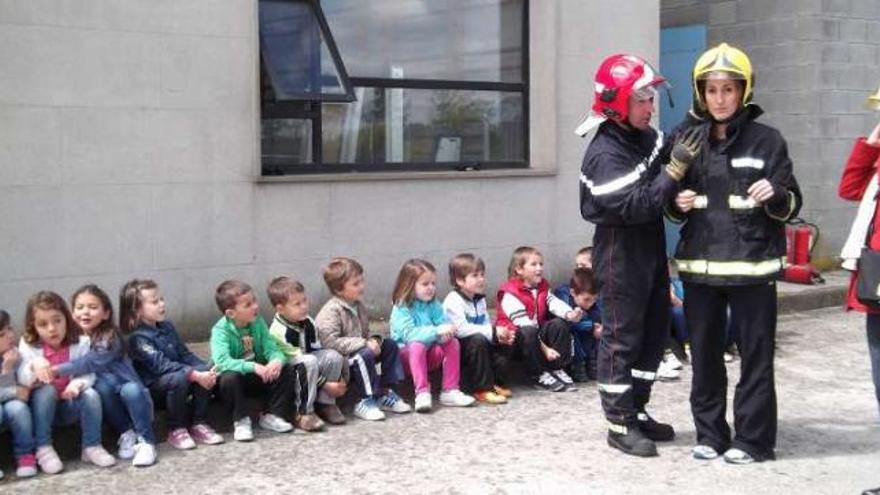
[666,125,707,181]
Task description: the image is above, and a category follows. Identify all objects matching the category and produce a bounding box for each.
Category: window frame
[259,0,530,176]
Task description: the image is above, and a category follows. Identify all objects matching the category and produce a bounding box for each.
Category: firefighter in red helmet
[578,53,706,457]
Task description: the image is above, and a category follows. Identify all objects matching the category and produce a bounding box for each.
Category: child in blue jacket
[123,279,224,450]
[553,267,602,382]
[390,259,475,413]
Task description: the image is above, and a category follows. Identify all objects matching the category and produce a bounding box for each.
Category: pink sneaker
[189,423,224,445]
[167,428,196,450]
[16,453,37,478]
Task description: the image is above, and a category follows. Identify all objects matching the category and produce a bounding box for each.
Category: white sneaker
[379,390,412,414]
[117,429,138,460]
[259,413,293,433]
[35,445,63,475]
[723,447,755,465]
[439,389,476,407]
[81,445,117,468]
[233,417,254,442]
[664,352,684,370]
[131,439,157,467]
[692,444,719,460]
[414,392,432,413]
[354,398,386,421]
[553,369,574,385]
[657,360,680,381]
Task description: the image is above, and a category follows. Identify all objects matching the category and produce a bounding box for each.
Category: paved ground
[2,306,878,494]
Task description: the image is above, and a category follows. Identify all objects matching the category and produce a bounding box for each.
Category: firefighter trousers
[597,262,670,426]
[685,281,777,461]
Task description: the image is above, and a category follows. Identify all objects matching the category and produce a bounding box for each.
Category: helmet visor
[697,69,745,82]
[631,85,658,102]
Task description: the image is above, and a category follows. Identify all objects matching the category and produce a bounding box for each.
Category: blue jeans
[866,314,880,417]
[0,399,35,456]
[93,374,156,444]
[30,384,102,448]
[571,326,597,366]
[670,305,688,344]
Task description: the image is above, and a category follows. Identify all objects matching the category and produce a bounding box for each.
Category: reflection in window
[322,0,523,82]
[322,88,523,164]
[260,0,352,100]
[262,119,313,174]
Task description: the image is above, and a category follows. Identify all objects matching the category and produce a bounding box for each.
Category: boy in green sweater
[211,280,297,442]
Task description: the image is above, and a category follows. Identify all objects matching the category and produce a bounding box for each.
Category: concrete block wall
[662,0,880,266]
[0,0,659,340]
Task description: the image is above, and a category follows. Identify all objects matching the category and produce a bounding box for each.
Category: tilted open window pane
[321,87,524,165]
[260,0,353,101]
[322,0,524,83]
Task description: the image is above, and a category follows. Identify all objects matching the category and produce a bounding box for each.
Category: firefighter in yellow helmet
[667,42,802,464]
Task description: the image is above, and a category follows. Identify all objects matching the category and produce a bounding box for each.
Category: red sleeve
[839,137,880,201]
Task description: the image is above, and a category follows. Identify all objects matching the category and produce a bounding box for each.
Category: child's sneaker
[35,445,63,474]
[117,429,138,459]
[315,403,347,425]
[493,384,513,398]
[414,392,432,412]
[294,414,325,432]
[379,389,412,414]
[131,439,157,467]
[233,417,254,441]
[553,369,578,392]
[81,445,117,467]
[474,390,507,404]
[439,389,476,407]
[664,351,684,370]
[657,359,681,381]
[15,454,37,478]
[168,427,196,450]
[259,413,293,433]
[189,423,224,445]
[354,397,385,421]
[535,371,565,392]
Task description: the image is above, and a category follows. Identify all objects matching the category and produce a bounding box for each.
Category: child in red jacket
[495,246,582,392]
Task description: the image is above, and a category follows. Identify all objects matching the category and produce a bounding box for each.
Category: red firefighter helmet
[575,54,667,136]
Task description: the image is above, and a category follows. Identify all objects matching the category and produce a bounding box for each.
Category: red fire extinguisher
[783,218,823,284]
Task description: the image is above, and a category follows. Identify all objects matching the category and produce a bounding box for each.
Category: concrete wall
[0,0,659,340]
[661,0,880,266]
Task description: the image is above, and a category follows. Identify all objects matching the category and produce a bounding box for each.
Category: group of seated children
[0,245,606,480]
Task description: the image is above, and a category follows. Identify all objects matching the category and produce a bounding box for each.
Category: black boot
[637,412,675,442]
[607,424,658,457]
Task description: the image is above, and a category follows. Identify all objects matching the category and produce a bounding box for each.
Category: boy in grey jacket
[315,257,410,421]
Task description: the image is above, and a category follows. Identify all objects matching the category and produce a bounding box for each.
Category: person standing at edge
[668,43,801,465]
[577,53,706,457]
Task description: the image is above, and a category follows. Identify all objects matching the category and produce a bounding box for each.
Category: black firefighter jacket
[667,104,802,286]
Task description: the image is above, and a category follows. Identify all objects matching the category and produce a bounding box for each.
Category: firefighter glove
[666,125,707,181]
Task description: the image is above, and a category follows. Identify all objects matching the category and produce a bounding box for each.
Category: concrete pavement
[1,304,878,494]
